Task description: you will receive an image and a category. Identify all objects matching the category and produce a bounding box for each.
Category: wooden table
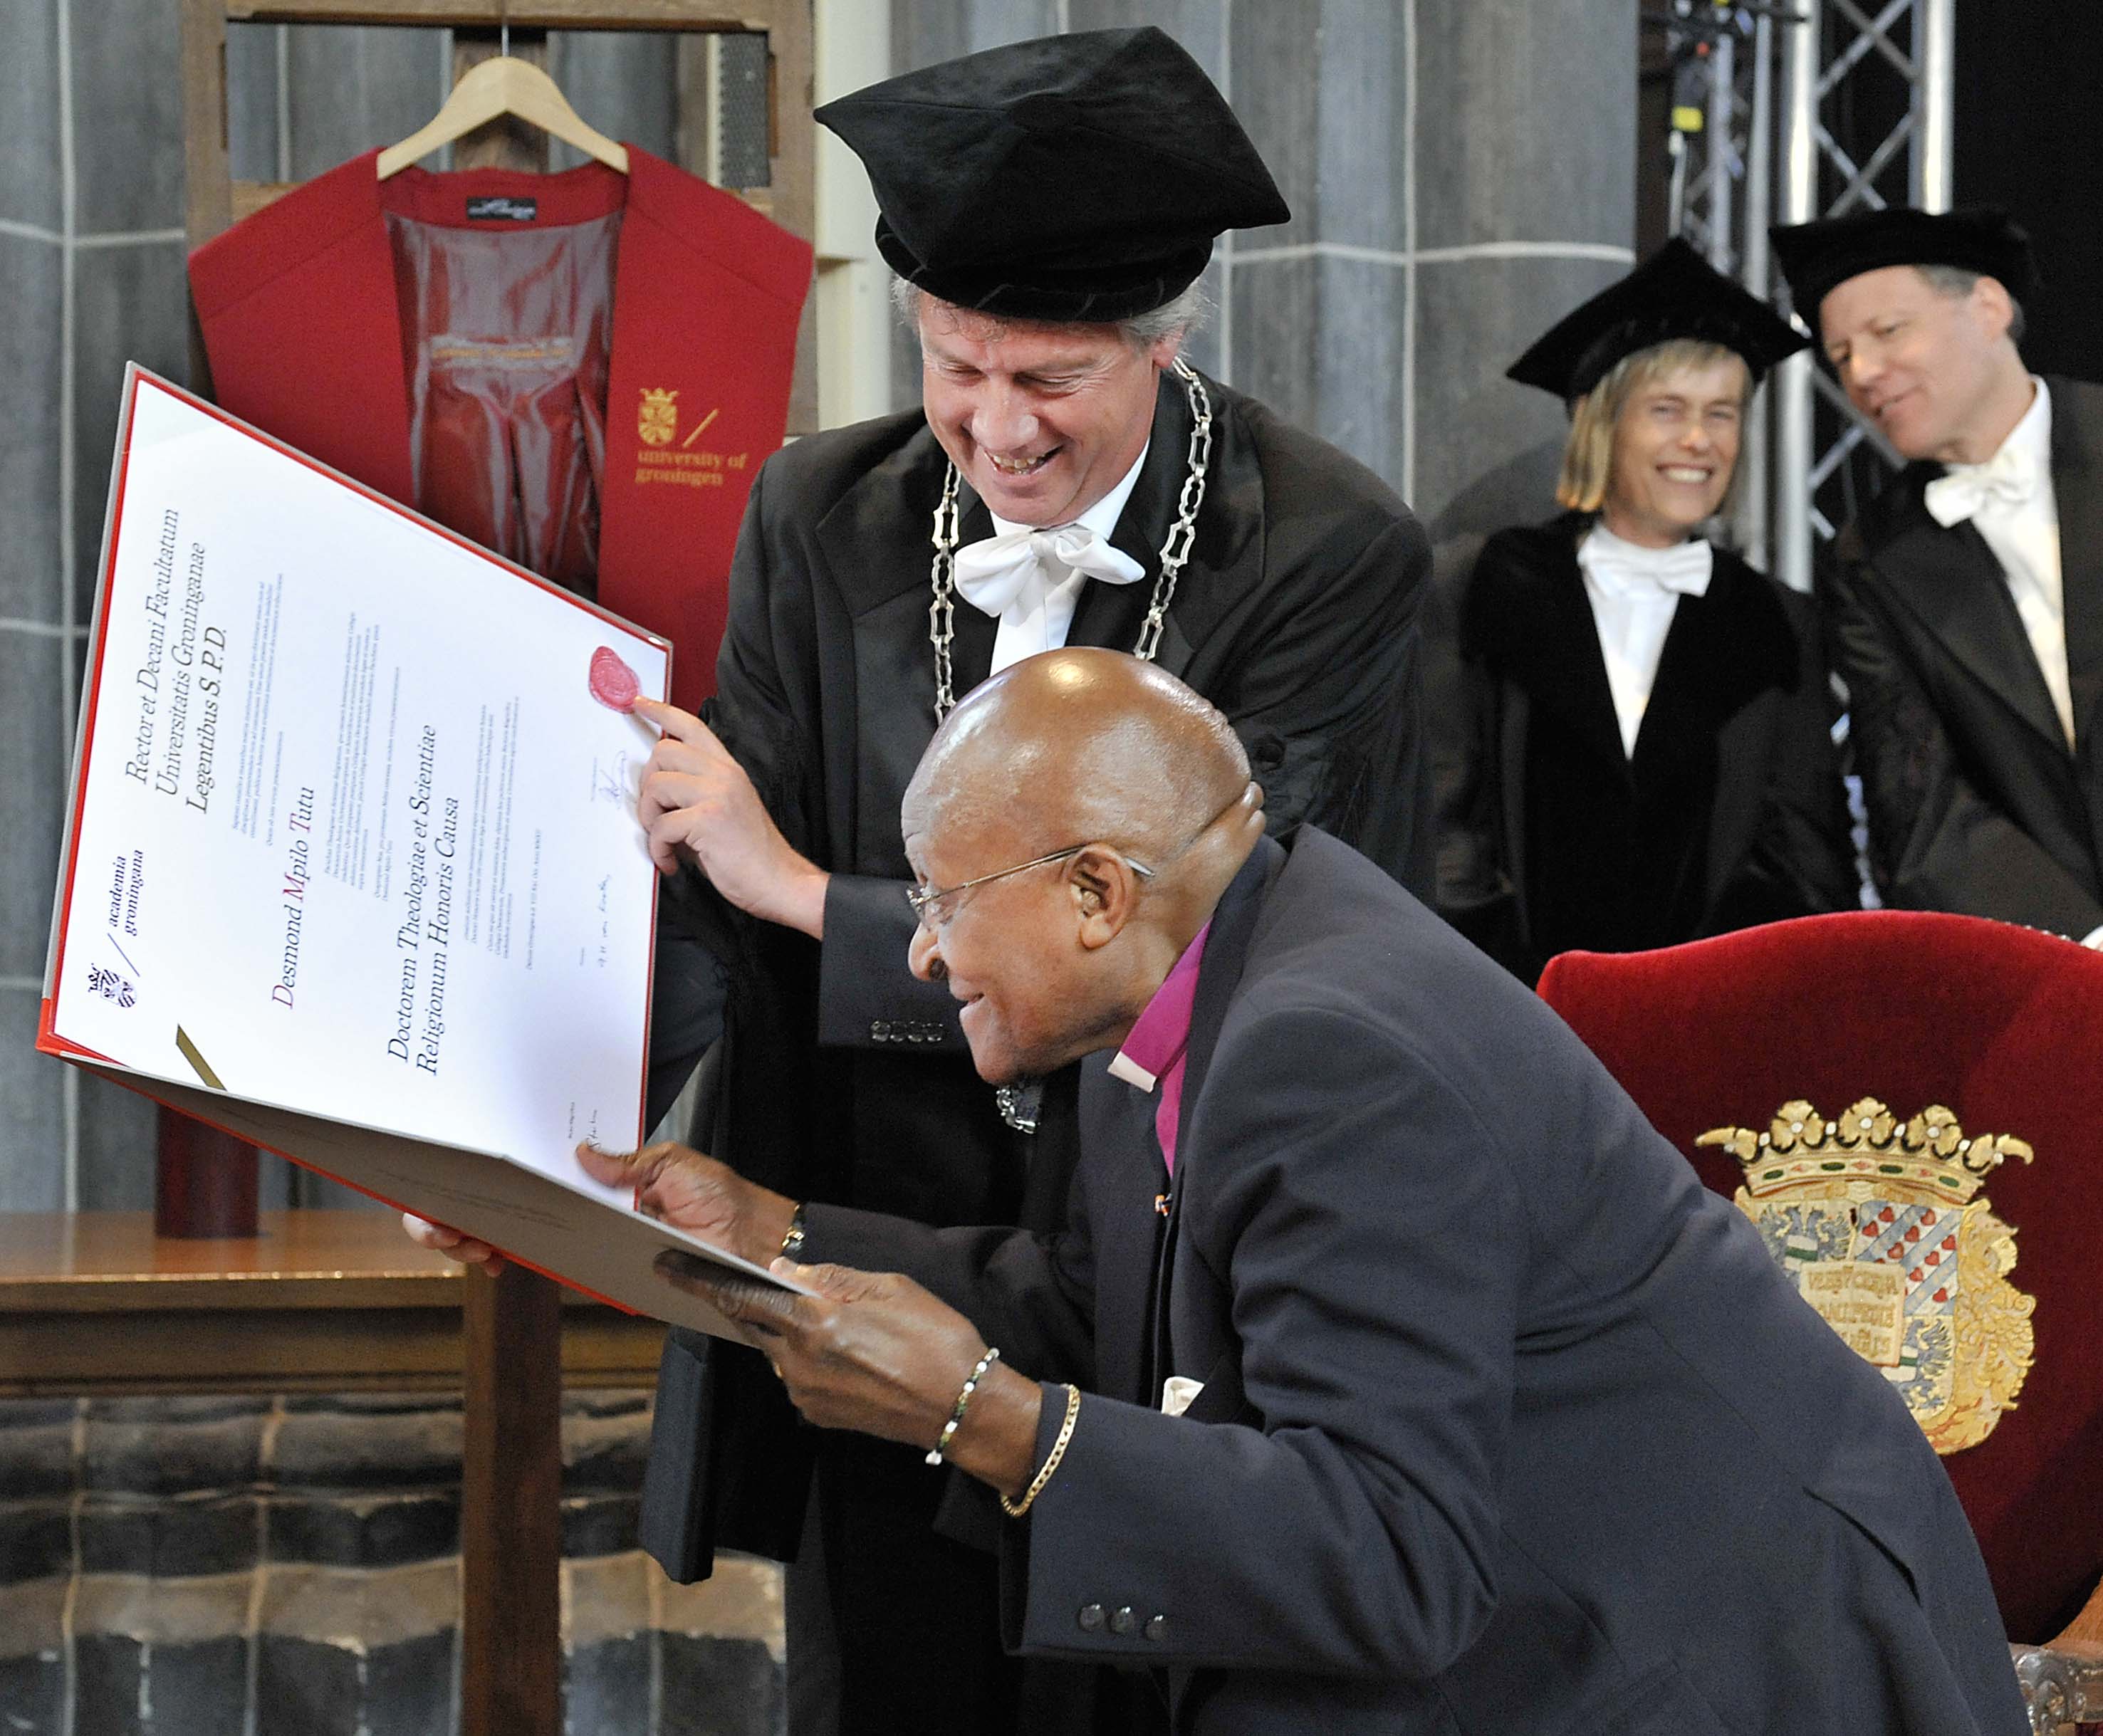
[0,1211,667,1733]
[0,1209,665,1394]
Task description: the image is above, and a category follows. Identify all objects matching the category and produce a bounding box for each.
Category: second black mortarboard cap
[815,27,1290,323]
[1770,206,2037,319]
[1507,239,1810,401]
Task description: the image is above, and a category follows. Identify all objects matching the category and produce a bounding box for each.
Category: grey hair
[1915,263,2027,346]
[892,277,1212,352]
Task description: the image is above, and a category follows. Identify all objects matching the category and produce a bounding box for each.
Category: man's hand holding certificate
[40,369,806,1337]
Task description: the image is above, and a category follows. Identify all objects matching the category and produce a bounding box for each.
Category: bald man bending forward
[627,651,2023,1736]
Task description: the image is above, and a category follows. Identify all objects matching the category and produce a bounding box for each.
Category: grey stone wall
[0,1388,785,1735]
[888,0,1637,535]
[3,0,188,1220]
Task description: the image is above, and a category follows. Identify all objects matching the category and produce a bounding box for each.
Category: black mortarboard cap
[1770,205,2037,318]
[1506,238,1810,401]
[815,27,1289,323]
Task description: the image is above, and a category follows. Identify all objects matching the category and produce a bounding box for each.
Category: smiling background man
[602,26,1431,1735]
[1774,207,2103,940]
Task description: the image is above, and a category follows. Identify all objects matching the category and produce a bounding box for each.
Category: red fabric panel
[188,153,417,506]
[187,148,813,713]
[1538,911,2103,1642]
[598,151,809,711]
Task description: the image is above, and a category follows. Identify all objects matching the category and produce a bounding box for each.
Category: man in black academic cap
[1431,239,1857,982]
[1773,207,2103,940]
[496,27,1426,1735]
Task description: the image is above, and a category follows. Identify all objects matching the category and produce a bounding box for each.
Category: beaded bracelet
[1001,1383,1081,1518]
[926,1345,1001,1466]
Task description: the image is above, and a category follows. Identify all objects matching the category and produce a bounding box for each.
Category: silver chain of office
[926,357,1214,722]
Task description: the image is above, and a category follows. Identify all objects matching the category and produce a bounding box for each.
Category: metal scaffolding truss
[1656,0,1954,588]
[1664,4,1760,282]
[1815,0,1950,216]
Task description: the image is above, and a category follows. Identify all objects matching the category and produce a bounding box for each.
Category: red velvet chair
[1538,911,2103,1730]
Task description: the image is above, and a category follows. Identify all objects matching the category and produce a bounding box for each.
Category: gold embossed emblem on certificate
[1698,1098,2035,1454]
[638,386,679,446]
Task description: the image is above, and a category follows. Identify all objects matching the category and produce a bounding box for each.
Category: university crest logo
[1699,1097,2035,1453]
[638,387,679,447]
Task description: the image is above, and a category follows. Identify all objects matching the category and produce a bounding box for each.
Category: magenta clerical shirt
[1105,922,1212,1173]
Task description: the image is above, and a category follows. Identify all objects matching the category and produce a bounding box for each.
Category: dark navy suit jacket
[810,828,2025,1735]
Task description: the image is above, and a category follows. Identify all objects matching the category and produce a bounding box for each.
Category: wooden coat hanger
[376,43,629,179]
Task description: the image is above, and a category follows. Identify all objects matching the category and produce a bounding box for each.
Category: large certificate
[39,368,798,1337]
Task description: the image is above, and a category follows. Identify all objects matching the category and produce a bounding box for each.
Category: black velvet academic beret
[1770,206,2037,319]
[1506,238,1810,402]
[815,26,1289,323]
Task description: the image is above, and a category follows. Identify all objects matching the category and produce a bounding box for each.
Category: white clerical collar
[988,441,1150,543]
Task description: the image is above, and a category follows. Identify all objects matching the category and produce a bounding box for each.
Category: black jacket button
[1077,1603,1105,1633]
[1143,1614,1168,1642]
[1110,1606,1136,1635]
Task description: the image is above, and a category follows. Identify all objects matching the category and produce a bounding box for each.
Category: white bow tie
[951,523,1147,621]
[1579,536,1713,599]
[1925,442,2040,528]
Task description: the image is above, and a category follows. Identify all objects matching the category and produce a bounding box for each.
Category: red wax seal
[589,646,641,712]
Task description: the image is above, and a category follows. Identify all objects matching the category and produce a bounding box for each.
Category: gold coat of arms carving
[1699,1097,2035,1455]
[638,387,679,447]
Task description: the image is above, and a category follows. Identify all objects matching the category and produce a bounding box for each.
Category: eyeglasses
[904,844,1156,930]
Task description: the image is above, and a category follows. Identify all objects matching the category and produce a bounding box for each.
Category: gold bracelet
[1001,1383,1080,1518]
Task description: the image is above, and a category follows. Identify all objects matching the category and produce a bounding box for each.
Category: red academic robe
[188,147,812,711]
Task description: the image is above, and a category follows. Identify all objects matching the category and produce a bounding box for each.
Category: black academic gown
[640,367,1431,1732]
[1822,376,2103,936]
[800,830,2025,1736]
[1429,513,1856,983]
